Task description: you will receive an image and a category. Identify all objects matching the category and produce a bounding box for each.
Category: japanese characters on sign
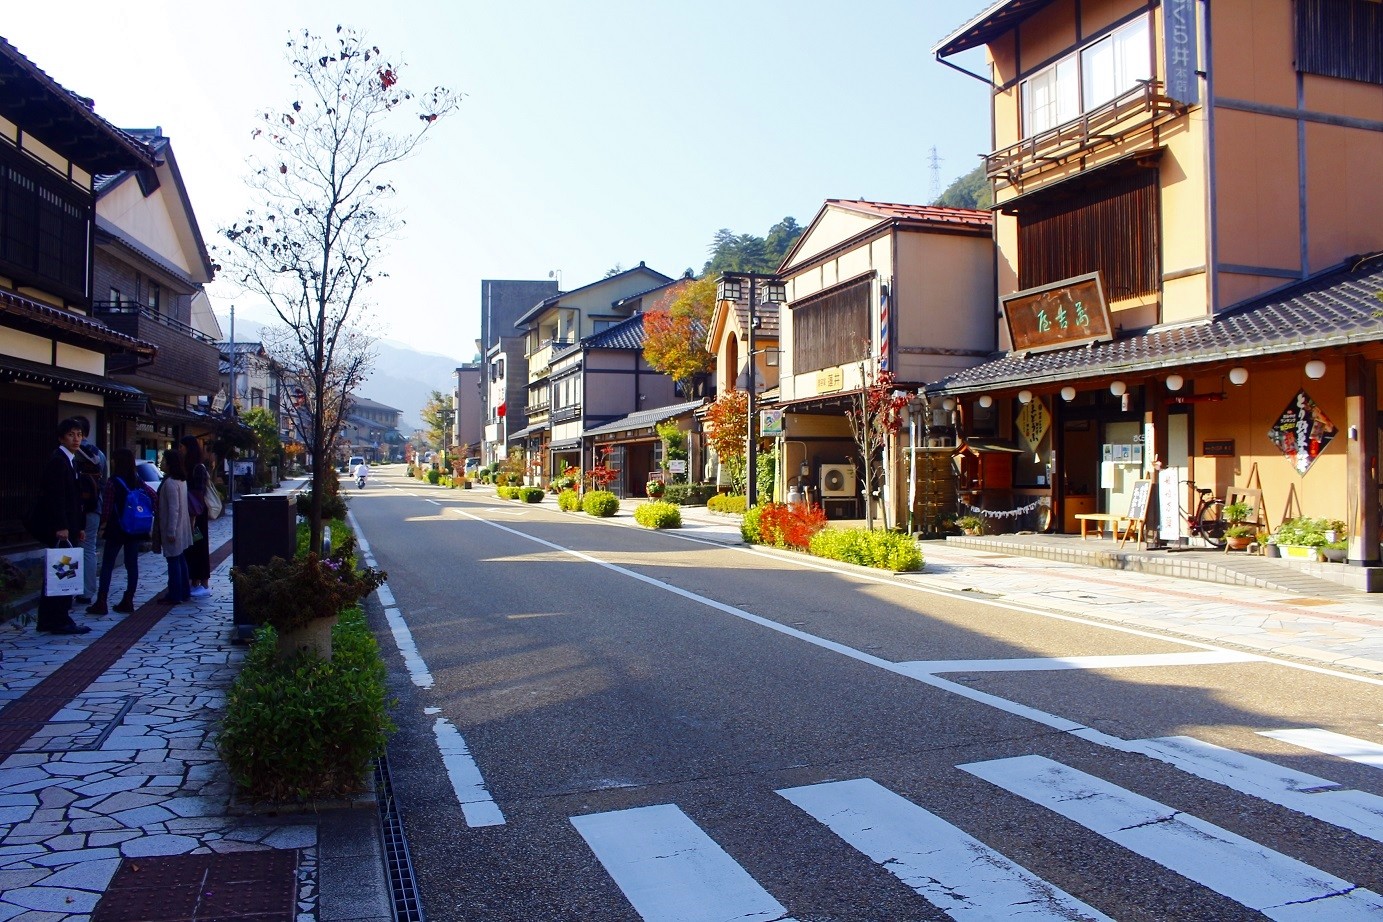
[815,367,844,394]
[1268,389,1337,475]
[1163,0,1200,106]
[1001,272,1113,355]
[1016,399,1051,451]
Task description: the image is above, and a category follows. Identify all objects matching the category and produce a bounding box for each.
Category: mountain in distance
[218,316,466,433]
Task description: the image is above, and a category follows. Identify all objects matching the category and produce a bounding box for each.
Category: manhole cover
[93,849,298,922]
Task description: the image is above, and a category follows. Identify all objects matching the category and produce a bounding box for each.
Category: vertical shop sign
[1267,389,1337,475]
[1016,399,1051,451]
[1163,0,1200,106]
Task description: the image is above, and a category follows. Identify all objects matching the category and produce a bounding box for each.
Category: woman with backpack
[87,448,157,615]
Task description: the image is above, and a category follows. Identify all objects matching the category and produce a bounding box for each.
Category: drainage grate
[376,750,426,922]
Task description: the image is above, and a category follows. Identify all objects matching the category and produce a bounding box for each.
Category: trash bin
[231,493,298,641]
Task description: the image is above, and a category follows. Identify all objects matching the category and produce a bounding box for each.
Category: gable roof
[95,129,215,283]
[931,252,1383,393]
[514,262,674,327]
[780,198,992,272]
[0,37,157,174]
[583,398,706,438]
[933,0,1059,58]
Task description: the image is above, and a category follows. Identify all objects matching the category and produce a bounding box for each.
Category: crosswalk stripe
[778,778,1112,921]
[1260,728,1383,771]
[1121,734,1383,843]
[571,804,795,922]
[961,755,1383,920]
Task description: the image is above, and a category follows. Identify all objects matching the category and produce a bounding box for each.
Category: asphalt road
[350,468,1383,921]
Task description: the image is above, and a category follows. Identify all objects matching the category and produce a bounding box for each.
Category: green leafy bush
[297,489,348,521]
[231,533,386,634]
[708,494,746,514]
[518,486,545,503]
[1273,516,1346,547]
[741,505,764,543]
[582,490,620,517]
[664,483,717,506]
[426,468,442,485]
[634,501,682,529]
[558,488,582,511]
[296,517,350,558]
[218,606,393,801]
[809,528,924,572]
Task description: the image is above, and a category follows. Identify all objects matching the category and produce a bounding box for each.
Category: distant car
[348,455,366,469]
[135,460,163,493]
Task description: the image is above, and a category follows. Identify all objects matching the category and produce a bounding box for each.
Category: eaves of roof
[932,0,1058,58]
[514,263,674,328]
[0,288,156,357]
[583,398,706,438]
[0,353,147,398]
[95,216,199,289]
[581,313,647,351]
[929,253,1383,394]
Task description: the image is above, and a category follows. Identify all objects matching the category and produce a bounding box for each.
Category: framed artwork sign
[1001,272,1113,355]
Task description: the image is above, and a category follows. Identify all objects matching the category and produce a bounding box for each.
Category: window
[791,277,871,374]
[1021,15,1151,138]
[1296,0,1383,86]
[0,149,91,301]
[146,282,161,313]
[109,287,122,306]
[251,387,264,408]
[591,319,619,333]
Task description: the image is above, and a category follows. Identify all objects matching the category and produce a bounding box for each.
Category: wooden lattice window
[1297,0,1383,86]
[791,277,871,373]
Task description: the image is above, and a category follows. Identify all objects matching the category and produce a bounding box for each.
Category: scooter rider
[353,460,369,488]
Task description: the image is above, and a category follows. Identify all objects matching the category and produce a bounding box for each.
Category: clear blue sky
[4,1,994,361]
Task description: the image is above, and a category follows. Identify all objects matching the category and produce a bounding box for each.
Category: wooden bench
[1075,513,1126,539]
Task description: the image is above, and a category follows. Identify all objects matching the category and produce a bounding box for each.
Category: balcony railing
[92,301,218,344]
[985,80,1186,191]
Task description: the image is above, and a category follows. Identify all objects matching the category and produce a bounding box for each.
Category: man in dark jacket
[35,418,91,635]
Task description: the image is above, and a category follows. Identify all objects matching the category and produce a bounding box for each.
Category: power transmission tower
[928,146,943,200]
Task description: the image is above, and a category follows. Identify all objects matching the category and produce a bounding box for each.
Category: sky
[4,1,995,363]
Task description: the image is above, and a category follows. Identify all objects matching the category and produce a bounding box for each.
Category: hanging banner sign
[1001,272,1113,355]
[1163,0,1200,106]
[760,409,784,436]
[1268,389,1337,475]
[1016,399,1051,451]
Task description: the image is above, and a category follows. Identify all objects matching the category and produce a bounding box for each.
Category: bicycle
[1182,480,1227,548]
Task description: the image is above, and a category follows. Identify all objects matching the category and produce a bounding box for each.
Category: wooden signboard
[1120,479,1153,548]
[1001,272,1113,355]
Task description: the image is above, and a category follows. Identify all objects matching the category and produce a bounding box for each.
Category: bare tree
[845,351,908,530]
[219,26,459,554]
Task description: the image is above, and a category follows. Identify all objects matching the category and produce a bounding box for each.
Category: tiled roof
[824,199,993,231]
[931,253,1383,393]
[583,398,706,438]
[582,313,647,351]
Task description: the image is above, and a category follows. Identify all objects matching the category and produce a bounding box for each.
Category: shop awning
[583,398,705,439]
[929,253,1383,395]
[0,354,148,398]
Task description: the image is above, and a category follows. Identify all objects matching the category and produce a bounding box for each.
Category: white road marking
[1103,734,1383,843]
[384,605,434,689]
[961,755,1383,920]
[1260,728,1383,771]
[571,804,794,922]
[899,651,1261,674]
[434,716,505,827]
[779,778,1112,921]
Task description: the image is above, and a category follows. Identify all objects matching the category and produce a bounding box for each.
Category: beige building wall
[99,180,198,276]
[893,231,995,384]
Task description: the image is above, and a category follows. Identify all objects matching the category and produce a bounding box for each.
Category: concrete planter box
[1278,544,1323,561]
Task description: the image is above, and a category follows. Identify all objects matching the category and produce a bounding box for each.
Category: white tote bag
[44,541,82,597]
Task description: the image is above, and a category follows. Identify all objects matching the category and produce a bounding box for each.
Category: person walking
[180,436,212,598]
[35,418,91,635]
[71,415,106,605]
[86,448,158,616]
[156,448,193,605]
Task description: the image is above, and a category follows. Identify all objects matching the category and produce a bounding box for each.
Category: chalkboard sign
[1126,479,1152,524]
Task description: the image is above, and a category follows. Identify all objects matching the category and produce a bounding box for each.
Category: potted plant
[1221,501,1254,550]
[1272,516,1331,561]
[646,479,666,499]
[956,514,985,536]
[1322,538,1348,563]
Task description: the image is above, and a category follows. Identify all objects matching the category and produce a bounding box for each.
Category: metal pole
[746,277,757,508]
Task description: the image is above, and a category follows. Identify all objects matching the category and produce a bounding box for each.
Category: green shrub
[296,517,350,558]
[582,490,620,517]
[231,533,386,634]
[707,493,747,515]
[809,528,924,572]
[518,486,545,503]
[1273,516,1345,547]
[741,505,763,543]
[426,468,442,485]
[558,488,581,511]
[634,501,682,529]
[218,606,394,801]
[664,483,717,506]
[296,489,348,521]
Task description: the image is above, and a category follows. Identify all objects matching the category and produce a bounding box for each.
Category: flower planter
[1225,535,1255,551]
[1322,547,1347,563]
[1263,543,1280,558]
[1277,544,1323,562]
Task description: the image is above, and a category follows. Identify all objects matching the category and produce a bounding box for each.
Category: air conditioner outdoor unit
[819,463,857,498]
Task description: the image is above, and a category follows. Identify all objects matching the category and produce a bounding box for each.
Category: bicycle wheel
[1197,499,1227,548]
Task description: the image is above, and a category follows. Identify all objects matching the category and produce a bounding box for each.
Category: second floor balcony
[987,80,1186,193]
[94,301,221,395]
[527,337,576,382]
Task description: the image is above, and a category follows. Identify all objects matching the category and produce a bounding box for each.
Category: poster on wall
[1267,389,1337,475]
[1016,400,1051,451]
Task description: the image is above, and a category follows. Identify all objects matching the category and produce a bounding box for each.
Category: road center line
[898,651,1261,674]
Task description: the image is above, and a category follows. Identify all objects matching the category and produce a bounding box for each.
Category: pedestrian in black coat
[35,418,91,635]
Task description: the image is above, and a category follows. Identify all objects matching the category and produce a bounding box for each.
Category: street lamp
[718,272,786,507]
